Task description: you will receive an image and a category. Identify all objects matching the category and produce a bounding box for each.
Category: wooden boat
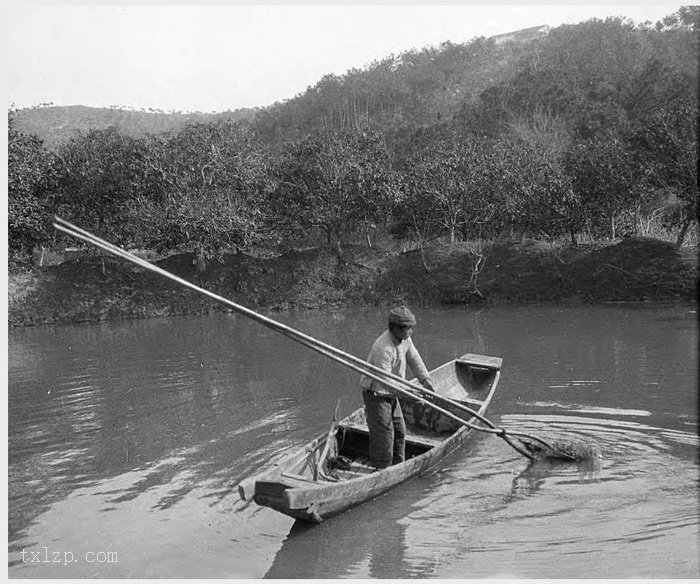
[238,353,502,523]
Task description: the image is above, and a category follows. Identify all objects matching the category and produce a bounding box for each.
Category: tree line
[8,10,698,263]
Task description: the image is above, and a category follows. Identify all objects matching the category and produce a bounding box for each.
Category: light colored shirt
[360,329,430,397]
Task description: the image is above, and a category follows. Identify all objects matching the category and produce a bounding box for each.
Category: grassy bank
[8,237,698,327]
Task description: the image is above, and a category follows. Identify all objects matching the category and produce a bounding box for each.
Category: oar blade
[518,437,602,463]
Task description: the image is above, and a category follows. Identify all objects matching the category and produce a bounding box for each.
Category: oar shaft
[52,217,544,457]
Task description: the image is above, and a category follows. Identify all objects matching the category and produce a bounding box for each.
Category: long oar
[53,215,524,447]
[53,218,516,434]
[52,217,596,462]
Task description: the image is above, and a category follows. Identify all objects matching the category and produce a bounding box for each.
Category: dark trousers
[362,390,406,469]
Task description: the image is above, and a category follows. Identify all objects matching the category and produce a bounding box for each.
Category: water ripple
[525,401,652,417]
[501,413,700,457]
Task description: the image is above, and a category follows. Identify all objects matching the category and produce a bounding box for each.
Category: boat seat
[457,354,503,370]
[338,420,369,435]
[339,421,444,449]
[404,431,445,448]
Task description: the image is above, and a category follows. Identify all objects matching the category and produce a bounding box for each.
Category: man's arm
[406,339,434,391]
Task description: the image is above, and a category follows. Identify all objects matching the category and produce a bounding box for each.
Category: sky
[7,3,685,114]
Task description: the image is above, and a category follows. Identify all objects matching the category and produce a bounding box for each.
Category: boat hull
[238,353,502,523]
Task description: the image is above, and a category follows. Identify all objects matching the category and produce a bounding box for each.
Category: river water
[7,304,699,578]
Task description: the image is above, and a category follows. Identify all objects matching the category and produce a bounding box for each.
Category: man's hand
[421,378,435,392]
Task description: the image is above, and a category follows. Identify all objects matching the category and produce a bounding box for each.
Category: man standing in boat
[361,306,435,469]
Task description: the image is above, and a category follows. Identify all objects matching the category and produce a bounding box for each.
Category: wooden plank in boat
[281,472,326,485]
[340,421,444,449]
[339,420,368,434]
[405,431,444,448]
[331,469,372,481]
[457,354,503,370]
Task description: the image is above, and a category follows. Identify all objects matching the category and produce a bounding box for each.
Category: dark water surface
[8,304,699,578]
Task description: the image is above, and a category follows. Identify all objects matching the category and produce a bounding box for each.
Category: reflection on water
[266,508,413,579]
[8,305,699,578]
[508,455,603,502]
[265,469,446,579]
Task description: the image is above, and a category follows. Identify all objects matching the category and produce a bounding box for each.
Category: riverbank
[8,237,698,327]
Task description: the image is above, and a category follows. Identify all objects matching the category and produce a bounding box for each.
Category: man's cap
[388,306,417,326]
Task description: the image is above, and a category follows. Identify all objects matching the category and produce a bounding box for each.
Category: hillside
[11,10,696,151]
[10,104,258,148]
[10,25,550,148]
